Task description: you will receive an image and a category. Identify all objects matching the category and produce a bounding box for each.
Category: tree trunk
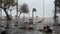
[19,12,21,23]
[19,12,21,17]
[3,8,10,34]
[17,12,21,28]
[3,8,10,29]
[10,10,12,16]
[4,8,11,20]
[23,13,25,22]
[54,1,57,25]
[32,11,34,24]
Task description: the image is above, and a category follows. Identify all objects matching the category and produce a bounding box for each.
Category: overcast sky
[2,0,55,17]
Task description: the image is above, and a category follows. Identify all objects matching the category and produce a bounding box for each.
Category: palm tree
[32,8,36,24]
[20,3,29,22]
[0,0,16,20]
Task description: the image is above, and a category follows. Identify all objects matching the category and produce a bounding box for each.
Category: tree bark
[4,8,11,20]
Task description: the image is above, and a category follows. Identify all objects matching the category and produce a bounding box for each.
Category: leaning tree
[0,0,17,29]
[0,0,16,20]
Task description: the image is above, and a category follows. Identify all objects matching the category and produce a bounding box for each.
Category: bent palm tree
[32,8,36,24]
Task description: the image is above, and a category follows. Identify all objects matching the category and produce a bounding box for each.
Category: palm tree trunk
[54,1,57,25]
[23,13,25,22]
[4,8,10,20]
[16,0,18,16]
[3,8,10,29]
[19,12,21,23]
[32,11,34,24]
[19,12,21,17]
[18,12,21,28]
